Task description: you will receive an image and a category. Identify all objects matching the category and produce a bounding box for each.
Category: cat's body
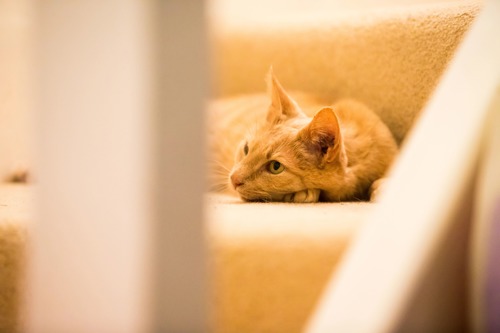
[208,72,397,202]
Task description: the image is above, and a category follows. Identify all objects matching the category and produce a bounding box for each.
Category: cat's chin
[240,196,268,203]
[237,193,269,202]
[237,191,285,203]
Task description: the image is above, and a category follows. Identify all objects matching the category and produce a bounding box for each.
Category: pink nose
[230,173,244,189]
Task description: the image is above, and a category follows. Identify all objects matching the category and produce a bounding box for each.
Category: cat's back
[332,99,385,126]
[333,99,398,175]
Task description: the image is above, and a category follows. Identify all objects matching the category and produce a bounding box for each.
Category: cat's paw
[283,189,320,203]
[369,178,386,201]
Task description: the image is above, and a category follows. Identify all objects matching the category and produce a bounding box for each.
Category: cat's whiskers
[208,159,231,172]
[210,169,230,177]
[210,183,229,192]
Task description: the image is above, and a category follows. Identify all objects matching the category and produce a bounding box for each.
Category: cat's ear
[299,107,347,168]
[266,68,304,123]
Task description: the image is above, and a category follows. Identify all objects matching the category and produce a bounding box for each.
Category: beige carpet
[211,0,481,143]
[207,194,370,332]
[0,185,31,333]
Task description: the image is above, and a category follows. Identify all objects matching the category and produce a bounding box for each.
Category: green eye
[244,143,249,155]
[268,160,285,174]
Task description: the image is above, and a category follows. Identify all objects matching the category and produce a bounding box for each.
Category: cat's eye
[243,143,249,155]
[268,160,285,174]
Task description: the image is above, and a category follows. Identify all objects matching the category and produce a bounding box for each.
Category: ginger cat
[208,71,397,202]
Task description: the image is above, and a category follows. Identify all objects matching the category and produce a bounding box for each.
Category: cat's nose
[230,173,244,189]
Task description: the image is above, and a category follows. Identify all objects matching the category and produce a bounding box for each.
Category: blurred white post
[154,1,209,332]
[27,1,155,332]
[471,93,500,332]
[28,1,208,332]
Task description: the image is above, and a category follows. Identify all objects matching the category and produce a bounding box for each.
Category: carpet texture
[211,1,481,143]
[207,194,370,332]
[0,185,31,333]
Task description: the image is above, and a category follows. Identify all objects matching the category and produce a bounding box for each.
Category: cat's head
[229,71,347,202]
